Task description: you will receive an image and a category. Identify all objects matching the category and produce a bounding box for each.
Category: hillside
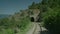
[0,0,60,34]
[0,8,41,34]
[0,1,41,34]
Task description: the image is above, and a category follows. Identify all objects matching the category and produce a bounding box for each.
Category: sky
[0,0,42,15]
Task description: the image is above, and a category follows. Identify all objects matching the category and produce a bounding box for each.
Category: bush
[43,8,60,34]
[20,17,30,30]
[0,15,31,34]
[0,29,14,34]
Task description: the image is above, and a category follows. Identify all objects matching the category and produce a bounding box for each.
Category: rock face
[29,9,40,22]
[11,9,40,22]
[22,9,40,22]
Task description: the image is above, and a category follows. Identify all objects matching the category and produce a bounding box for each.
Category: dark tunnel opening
[31,17,34,22]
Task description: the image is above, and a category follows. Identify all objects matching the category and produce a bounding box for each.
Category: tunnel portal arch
[31,17,34,22]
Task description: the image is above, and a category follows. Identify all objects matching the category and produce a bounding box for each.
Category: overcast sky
[0,0,42,15]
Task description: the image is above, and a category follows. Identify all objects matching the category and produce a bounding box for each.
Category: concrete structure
[29,9,40,22]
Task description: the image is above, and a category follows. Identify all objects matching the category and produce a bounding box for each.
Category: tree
[29,2,36,9]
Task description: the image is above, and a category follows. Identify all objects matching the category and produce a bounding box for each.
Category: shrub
[20,17,30,30]
[43,8,60,34]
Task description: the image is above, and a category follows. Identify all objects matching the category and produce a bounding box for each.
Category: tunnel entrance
[31,17,34,22]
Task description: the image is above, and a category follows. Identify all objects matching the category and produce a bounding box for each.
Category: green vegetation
[1,0,60,34]
[0,11,32,34]
[43,8,60,34]
[29,0,60,34]
[41,0,60,34]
